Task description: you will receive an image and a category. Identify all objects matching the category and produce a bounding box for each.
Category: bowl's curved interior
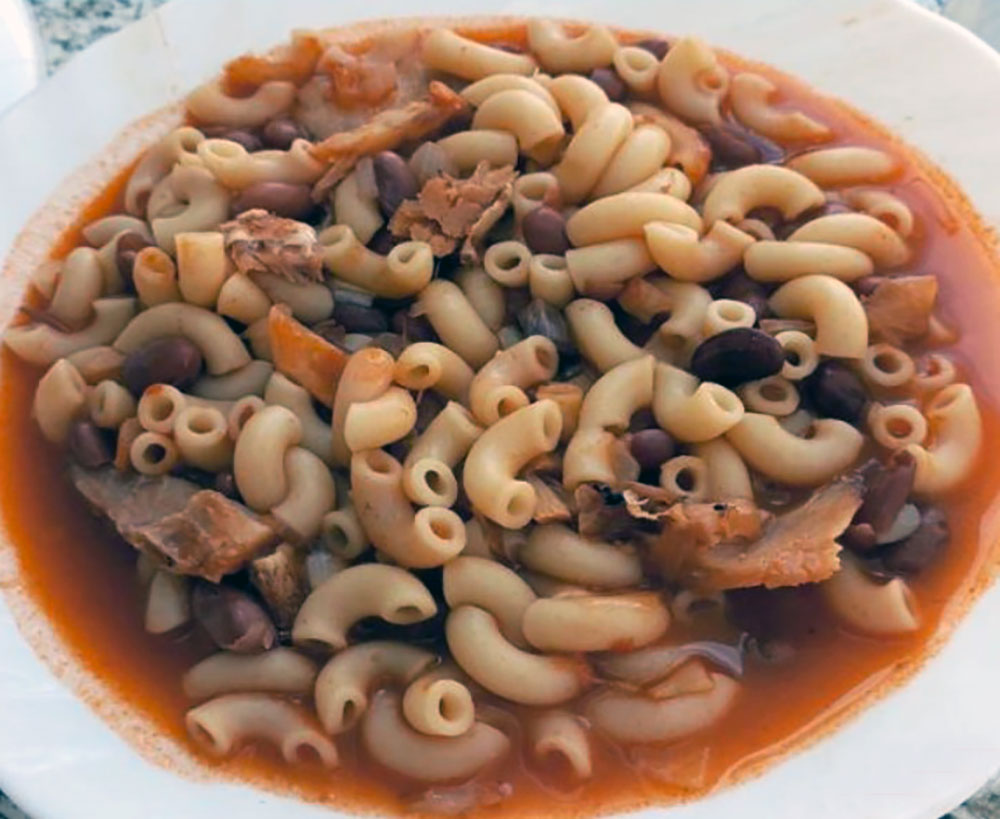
[2,1,1000,818]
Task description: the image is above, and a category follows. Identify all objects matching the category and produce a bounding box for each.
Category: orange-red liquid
[2,29,1000,817]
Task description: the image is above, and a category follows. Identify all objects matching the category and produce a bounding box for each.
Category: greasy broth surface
[2,34,1000,817]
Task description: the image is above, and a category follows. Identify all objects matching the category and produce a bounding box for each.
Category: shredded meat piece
[861,275,938,344]
[319,44,399,109]
[268,304,348,406]
[657,475,865,591]
[576,484,654,540]
[250,543,309,629]
[310,81,468,199]
[72,466,277,581]
[389,161,516,257]
[526,475,573,524]
[222,32,323,93]
[221,210,322,283]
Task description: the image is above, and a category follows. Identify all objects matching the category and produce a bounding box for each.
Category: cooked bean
[589,67,627,102]
[115,231,153,289]
[365,332,407,358]
[191,583,276,653]
[121,336,204,397]
[373,151,419,216]
[636,38,670,60]
[232,181,313,219]
[332,301,390,334]
[702,123,783,171]
[630,428,675,471]
[715,270,770,321]
[522,206,570,255]
[216,129,263,153]
[842,522,877,552]
[881,506,949,575]
[68,420,113,468]
[213,471,239,500]
[368,228,401,255]
[802,360,868,424]
[690,328,784,387]
[516,298,572,354]
[391,310,437,343]
[261,117,307,150]
[854,451,916,536]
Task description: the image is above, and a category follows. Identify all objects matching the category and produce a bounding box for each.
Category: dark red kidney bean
[311,319,347,347]
[365,332,407,358]
[115,232,153,289]
[191,583,276,653]
[68,421,113,468]
[332,301,390,334]
[589,67,627,102]
[880,507,949,575]
[853,451,916,536]
[261,117,307,150]
[213,471,239,500]
[636,38,670,60]
[503,287,533,325]
[368,228,401,255]
[218,129,263,153]
[629,428,675,471]
[522,206,570,255]
[690,328,784,387]
[775,200,852,240]
[232,181,313,219]
[842,522,878,552]
[629,408,658,432]
[373,151,419,216]
[715,269,771,321]
[802,360,868,424]
[516,299,572,355]
[121,336,204,397]
[391,310,437,343]
[702,122,784,171]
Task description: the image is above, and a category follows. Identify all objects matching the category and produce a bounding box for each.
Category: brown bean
[702,123,783,171]
[589,67,626,102]
[522,206,570,255]
[368,228,401,255]
[115,231,153,289]
[213,471,239,500]
[802,361,868,424]
[629,428,675,471]
[373,151,419,216]
[68,421,113,468]
[714,270,770,322]
[636,38,670,60]
[853,452,916,536]
[880,507,949,575]
[690,328,784,387]
[842,522,878,552]
[216,129,263,153]
[261,117,307,150]
[516,299,572,355]
[121,336,204,397]
[332,301,390,334]
[192,583,276,653]
[232,181,314,220]
[391,310,437,343]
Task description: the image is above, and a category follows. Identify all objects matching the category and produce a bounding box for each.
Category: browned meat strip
[861,275,938,344]
[221,209,323,283]
[71,466,278,581]
[250,543,309,629]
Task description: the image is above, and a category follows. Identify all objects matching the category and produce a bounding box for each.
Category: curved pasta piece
[173,406,234,472]
[113,302,251,375]
[32,359,88,444]
[362,690,510,782]
[182,649,319,701]
[656,37,728,124]
[125,126,204,216]
[744,240,874,282]
[644,221,755,283]
[565,299,644,373]
[726,413,863,486]
[149,166,231,254]
[586,672,740,743]
[547,74,609,130]
[527,19,618,74]
[591,124,673,199]
[344,386,417,451]
[469,336,559,425]
[443,556,537,648]
[566,238,656,296]
[843,189,915,237]
[905,383,982,495]
[653,363,744,443]
[233,405,302,511]
[786,146,900,188]
[418,279,499,369]
[787,213,910,268]
[522,592,670,653]
[471,89,565,162]
[194,360,273,401]
[186,693,338,767]
[292,564,437,651]
[702,164,824,226]
[263,371,333,465]
[703,299,756,337]
[613,45,660,96]
[402,401,483,507]
[460,74,560,116]
[463,400,562,528]
[319,225,433,298]
[768,274,869,358]
[530,710,593,780]
[821,556,918,636]
[729,72,832,142]
[553,103,633,204]
[4,297,137,368]
[520,523,643,589]
[313,641,434,733]
[422,28,536,80]
[627,101,711,185]
[186,78,296,127]
[48,247,104,328]
[271,446,336,540]
[402,668,476,737]
[446,605,590,706]
[629,166,693,201]
[196,138,325,189]
[330,347,395,466]
[565,191,702,247]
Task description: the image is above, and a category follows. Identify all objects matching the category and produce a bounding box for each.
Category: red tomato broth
[2,24,1000,818]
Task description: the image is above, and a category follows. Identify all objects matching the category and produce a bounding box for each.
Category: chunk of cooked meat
[389,161,516,257]
[250,543,309,629]
[191,582,277,653]
[267,304,348,406]
[221,209,323,283]
[222,31,323,93]
[657,475,864,591]
[72,466,278,582]
[526,475,573,524]
[576,483,654,540]
[319,44,399,110]
[310,81,468,199]
[861,275,938,344]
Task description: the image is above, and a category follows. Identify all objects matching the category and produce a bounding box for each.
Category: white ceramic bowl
[2,1,1000,817]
